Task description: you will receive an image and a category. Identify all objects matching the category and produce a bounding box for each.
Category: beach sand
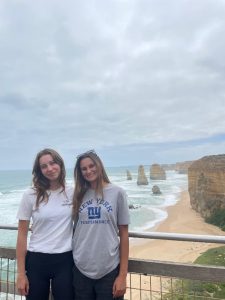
[129,190,225,263]
[125,191,225,299]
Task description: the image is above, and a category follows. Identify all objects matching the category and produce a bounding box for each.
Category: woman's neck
[90,180,108,190]
[49,181,62,191]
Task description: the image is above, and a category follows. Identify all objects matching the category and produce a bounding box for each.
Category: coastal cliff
[188,154,225,218]
[161,161,194,173]
[175,161,194,174]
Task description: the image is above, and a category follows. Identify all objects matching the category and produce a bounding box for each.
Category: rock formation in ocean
[137,165,148,185]
[175,161,194,174]
[188,154,225,218]
[161,161,194,172]
[152,185,162,195]
[150,164,166,180]
[129,204,141,209]
[161,163,176,171]
[126,170,132,180]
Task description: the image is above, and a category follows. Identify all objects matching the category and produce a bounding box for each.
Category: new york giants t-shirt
[72,183,130,279]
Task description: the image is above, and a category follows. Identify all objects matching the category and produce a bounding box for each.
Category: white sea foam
[130,206,167,232]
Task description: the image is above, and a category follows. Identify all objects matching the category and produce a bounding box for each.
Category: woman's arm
[113,224,129,298]
[16,220,30,296]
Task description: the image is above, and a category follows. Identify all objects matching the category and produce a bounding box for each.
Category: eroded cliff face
[161,161,194,173]
[150,164,166,180]
[175,161,194,174]
[188,154,225,218]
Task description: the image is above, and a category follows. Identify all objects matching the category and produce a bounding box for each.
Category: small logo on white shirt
[62,199,72,206]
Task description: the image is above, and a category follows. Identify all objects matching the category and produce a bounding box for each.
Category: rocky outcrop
[126,170,132,180]
[161,161,194,172]
[137,165,148,185]
[150,164,166,180]
[175,161,194,174]
[161,164,176,171]
[152,185,162,195]
[129,204,141,209]
[188,154,225,218]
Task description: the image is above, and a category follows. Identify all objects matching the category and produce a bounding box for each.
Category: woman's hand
[16,273,29,296]
[112,274,126,298]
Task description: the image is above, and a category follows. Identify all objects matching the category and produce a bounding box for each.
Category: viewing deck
[1,226,225,299]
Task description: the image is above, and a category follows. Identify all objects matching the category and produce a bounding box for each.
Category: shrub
[163,246,225,299]
[205,208,225,231]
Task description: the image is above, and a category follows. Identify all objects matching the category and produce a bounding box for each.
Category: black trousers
[73,264,124,300]
[25,250,74,300]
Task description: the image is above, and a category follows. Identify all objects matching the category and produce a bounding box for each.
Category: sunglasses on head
[76,149,97,159]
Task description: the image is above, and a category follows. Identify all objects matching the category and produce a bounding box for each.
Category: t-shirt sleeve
[117,188,130,225]
[17,189,34,220]
[65,185,74,203]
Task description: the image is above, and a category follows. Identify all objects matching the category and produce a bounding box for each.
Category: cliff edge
[188,154,225,218]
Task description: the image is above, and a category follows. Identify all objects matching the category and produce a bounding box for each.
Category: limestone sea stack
[150,164,166,180]
[126,170,132,180]
[161,163,176,171]
[188,154,225,218]
[137,165,148,185]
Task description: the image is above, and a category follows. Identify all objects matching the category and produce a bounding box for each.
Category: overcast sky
[0,0,225,170]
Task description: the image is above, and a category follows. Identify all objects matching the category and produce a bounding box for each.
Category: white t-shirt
[17,186,74,253]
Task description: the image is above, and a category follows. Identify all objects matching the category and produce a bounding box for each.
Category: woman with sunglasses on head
[16,148,74,300]
[72,150,130,300]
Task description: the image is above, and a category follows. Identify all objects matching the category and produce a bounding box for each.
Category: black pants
[73,264,124,300]
[25,251,74,300]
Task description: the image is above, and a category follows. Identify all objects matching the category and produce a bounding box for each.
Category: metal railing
[1,225,225,299]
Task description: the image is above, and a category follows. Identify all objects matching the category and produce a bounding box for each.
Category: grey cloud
[1,0,225,169]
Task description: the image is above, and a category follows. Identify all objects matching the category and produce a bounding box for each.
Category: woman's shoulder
[65,185,74,192]
[20,187,37,205]
[23,187,37,197]
[64,185,74,196]
[104,183,126,194]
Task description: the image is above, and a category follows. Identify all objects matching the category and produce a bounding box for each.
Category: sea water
[0,166,188,247]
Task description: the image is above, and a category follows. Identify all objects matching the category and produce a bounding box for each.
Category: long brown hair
[73,151,110,216]
[32,148,66,208]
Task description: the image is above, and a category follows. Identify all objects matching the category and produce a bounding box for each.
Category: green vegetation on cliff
[163,246,225,299]
[205,209,225,231]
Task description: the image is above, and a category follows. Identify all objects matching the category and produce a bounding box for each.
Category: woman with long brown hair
[72,150,129,300]
[16,148,74,300]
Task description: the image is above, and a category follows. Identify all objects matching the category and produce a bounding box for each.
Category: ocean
[0,166,188,248]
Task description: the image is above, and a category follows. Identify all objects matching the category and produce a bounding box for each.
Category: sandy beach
[129,190,225,263]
